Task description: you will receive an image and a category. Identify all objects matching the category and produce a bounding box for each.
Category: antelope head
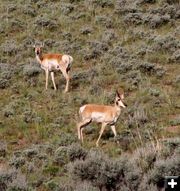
[33,42,44,55]
[115,90,127,108]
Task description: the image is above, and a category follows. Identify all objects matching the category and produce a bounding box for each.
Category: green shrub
[23,148,39,158]
[3,106,15,117]
[169,118,180,126]
[22,108,38,123]
[0,168,28,191]
[123,71,142,89]
[153,36,179,53]
[53,146,68,166]
[44,179,59,191]
[69,149,131,190]
[0,40,19,56]
[138,0,156,4]
[23,64,41,77]
[9,156,25,169]
[74,181,99,191]
[124,13,144,26]
[147,14,170,29]
[43,165,59,176]
[68,144,87,162]
[137,62,165,77]
[170,50,180,63]
[0,79,10,89]
[95,16,113,28]
[0,141,7,157]
[57,133,77,146]
[163,0,179,4]
[0,63,15,89]
[34,14,59,30]
[88,0,114,8]
[8,19,25,32]
[22,5,37,17]
[80,26,93,35]
[148,156,180,188]
[61,3,74,15]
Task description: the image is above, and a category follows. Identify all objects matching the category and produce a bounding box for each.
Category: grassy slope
[0,0,179,155]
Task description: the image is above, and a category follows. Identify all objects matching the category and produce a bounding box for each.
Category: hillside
[0,0,180,190]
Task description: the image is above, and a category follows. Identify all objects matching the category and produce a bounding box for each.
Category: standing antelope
[34,44,73,92]
[77,90,127,146]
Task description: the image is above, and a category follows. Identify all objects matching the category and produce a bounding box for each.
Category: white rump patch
[79,105,86,114]
[62,55,73,65]
[68,55,73,63]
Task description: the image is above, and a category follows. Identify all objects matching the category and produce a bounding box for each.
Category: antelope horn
[40,42,44,47]
[116,90,120,98]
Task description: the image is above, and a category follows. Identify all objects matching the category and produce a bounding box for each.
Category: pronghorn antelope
[34,44,73,92]
[77,90,127,146]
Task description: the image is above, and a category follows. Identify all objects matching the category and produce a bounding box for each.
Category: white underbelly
[91,112,119,124]
[91,112,106,123]
[41,60,60,71]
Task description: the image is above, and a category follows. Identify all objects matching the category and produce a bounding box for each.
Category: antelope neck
[36,51,43,62]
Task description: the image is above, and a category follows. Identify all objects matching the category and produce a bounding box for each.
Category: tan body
[77,91,126,146]
[35,46,73,92]
[80,104,121,124]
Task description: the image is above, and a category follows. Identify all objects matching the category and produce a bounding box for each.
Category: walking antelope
[34,44,73,92]
[77,90,127,146]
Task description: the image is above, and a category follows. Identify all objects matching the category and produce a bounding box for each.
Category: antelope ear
[33,44,36,48]
[120,93,124,100]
